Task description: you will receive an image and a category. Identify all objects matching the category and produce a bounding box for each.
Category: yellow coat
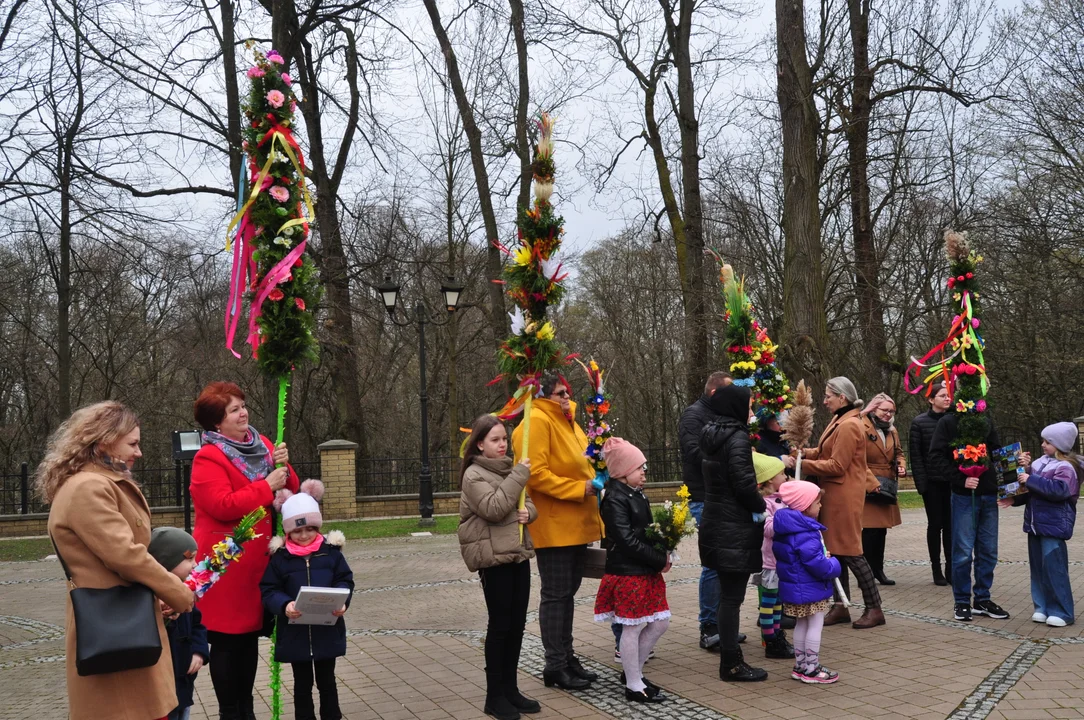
[512,398,601,549]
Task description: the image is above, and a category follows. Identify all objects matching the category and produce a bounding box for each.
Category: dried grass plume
[782,380,815,450]
[944,229,970,263]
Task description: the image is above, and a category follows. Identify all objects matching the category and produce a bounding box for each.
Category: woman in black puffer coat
[699,384,768,682]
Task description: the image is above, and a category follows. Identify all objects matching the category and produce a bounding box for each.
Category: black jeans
[535,546,585,671]
[715,571,750,669]
[480,560,532,697]
[291,658,340,720]
[207,630,260,719]
[923,483,953,571]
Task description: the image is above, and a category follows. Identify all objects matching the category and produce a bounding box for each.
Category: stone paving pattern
[1,506,1082,719]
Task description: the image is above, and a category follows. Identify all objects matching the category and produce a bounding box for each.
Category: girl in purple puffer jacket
[773,480,842,684]
[1001,422,1082,628]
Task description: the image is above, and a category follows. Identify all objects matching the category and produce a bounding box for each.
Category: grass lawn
[0,515,461,562]
[1,497,927,562]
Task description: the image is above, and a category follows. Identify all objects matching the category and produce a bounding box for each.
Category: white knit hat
[274,479,325,531]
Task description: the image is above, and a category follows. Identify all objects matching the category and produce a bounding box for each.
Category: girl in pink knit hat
[593,437,671,704]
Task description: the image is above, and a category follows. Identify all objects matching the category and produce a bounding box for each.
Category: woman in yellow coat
[859,393,906,586]
[512,372,601,691]
[799,377,885,630]
[39,402,195,720]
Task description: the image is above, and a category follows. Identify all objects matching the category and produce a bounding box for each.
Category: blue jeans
[951,492,998,605]
[689,501,719,628]
[1029,534,1075,623]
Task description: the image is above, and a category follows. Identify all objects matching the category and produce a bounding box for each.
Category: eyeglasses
[551,389,570,398]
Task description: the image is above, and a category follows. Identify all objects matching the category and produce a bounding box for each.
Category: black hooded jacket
[697,385,767,574]
[678,395,720,502]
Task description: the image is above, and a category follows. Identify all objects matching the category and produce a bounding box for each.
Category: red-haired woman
[190,381,299,720]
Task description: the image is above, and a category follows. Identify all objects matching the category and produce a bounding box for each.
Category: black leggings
[480,560,531,697]
[862,528,888,577]
[207,630,260,717]
[715,571,751,669]
[923,483,953,570]
[291,658,340,720]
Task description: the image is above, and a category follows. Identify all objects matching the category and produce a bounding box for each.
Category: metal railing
[0,458,321,515]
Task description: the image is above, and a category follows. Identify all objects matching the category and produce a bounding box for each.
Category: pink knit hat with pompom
[779,480,821,513]
[274,479,325,531]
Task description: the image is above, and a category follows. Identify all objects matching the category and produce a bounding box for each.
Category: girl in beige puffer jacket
[458,414,538,719]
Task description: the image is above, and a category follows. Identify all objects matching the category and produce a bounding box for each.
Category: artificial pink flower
[972,318,981,328]
[260,174,273,190]
[269,185,290,203]
[281,73,292,86]
[976,400,987,412]
[266,51,284,65]
[266,89,285,108]
[268,288,285,302]
[247,66,265,78]
[295,298,306,311]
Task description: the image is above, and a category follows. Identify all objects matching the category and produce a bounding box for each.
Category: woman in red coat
[191,381,299,720]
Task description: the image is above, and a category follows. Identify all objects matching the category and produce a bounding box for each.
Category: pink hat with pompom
[274,479,325,531]
[779,480,821,513]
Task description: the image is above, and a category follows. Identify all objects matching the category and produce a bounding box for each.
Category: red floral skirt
[594,573,670,624]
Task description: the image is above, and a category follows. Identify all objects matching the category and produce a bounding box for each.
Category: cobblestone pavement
[2,506,1083,719]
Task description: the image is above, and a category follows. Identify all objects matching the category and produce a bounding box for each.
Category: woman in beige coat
[860,393,906,587]
[38,401,194,720]
[458,414,538,720]
[799,377,885,630]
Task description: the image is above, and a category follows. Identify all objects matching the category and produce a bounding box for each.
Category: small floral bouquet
[644,485,696,560]
[577,359,613,492]
[184,506,267,598]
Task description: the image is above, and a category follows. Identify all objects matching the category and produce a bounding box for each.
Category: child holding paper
[1000,422,1083,627]
[261,480,355,720]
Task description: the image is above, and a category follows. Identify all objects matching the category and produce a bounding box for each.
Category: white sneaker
[1046,616,1067,627]
[1032,612,1048,623]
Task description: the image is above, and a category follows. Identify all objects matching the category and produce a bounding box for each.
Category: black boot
[945,562,953,587]
[932,564,948,586]
[217,702,242,720]
[542,668,590,690]
[780,613,797,629]
[567,655,598,682]
[483,694,521,720]
[874,569,896,586]
[764,632,795,659]
[720,647,768,682]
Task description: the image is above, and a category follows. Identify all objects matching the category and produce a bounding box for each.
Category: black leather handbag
[867,475,899,505]
[51,537,162,676]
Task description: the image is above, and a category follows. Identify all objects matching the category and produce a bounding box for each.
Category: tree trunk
[217,0,244,192]
[293,38,367,453]
[670,0,709,402]
[423,0,509,350]
[847,0,890,390]
[509,0,532,212]
[776,0,829,394]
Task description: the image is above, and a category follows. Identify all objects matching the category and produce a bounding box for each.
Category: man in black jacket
[929,411,1009,622]
[678,371,737,650]
[909,384,953,585]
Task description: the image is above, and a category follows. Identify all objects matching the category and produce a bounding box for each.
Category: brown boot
[852,608,886,629]
[823,603,851,626]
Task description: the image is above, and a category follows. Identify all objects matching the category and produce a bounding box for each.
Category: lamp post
[171,430,203,533]
[376,274,465,526]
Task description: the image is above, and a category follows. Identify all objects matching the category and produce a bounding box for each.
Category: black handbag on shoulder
[51,536,162,676]
[867,475,899,505]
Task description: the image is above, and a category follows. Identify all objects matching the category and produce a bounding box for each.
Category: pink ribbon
[245,240,307,358]
[224,217,256,359]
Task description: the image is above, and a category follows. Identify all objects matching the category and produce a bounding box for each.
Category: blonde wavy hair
[34,401,140,503]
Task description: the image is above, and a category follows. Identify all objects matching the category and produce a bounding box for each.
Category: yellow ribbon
[225,130,316,252]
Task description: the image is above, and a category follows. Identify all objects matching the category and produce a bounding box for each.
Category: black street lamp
[171,430,203,533]
[376,274,465,525]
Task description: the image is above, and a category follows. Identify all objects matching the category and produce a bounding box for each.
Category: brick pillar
[318,440,358,521]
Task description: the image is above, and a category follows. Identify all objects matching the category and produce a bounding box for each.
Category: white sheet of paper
[290,586,350,626]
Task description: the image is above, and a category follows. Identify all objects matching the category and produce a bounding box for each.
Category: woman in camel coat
[798,377,885,630]
[860,393,906,587]
[39,401,195,720]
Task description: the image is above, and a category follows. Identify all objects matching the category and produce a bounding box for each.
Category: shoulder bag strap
[48,533,76,589]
